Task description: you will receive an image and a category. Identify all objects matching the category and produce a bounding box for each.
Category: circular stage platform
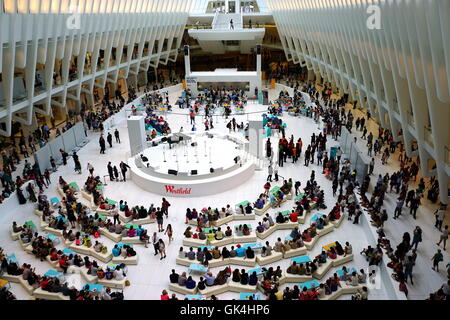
[128,132,257,197]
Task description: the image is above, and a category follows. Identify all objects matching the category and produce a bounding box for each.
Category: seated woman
[232,269,241,283]
[221,247,230,259]
[197,277,206,291]
[245,247,255,259]
[127,226,137,238]
[290,227,300,241]
[12,222,23,233]
[316,251,328,264]
[244,204,253,215]
[329,273,341,292]
[297,263,306,275]
[178,272,188,286]
[249,272,258,286]
[237,205,245,215]
[287,261,300,274]
[211,247,221,260]
[335,241,345,256]
[242,224,250,236]
[185,276,196,289]
[215,228,224,240]
[316,217,325,229]
[256,222,265,234]
[302,230,312,242]
[225,226,232,237]
[275,212,288,224]
[183,227,193,238]
[240,270,249,285]
[112,245,121,257]
[327,247,338,260]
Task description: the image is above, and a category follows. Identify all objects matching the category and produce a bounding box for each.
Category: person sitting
[289,211,298,222]
[262,242,272,257]
[240,270,249,285]
[232,269,241,282]
[245,204,253,215]
[225,226,232,237]
[221,247,230,259]
[235,245,245,257]
[335,241,345,256]
[245,247,255,259]
[211,247,221,260]
[185,276,196,289]
[215,227,224,240]
[256,222,265,234]
[290,227,300,241]
[344,242,353,256]
[276,212,287,224]
[183,227,193,238]
[229,246,237,258]
[287,261,300,274]
[112,245,121,257]
[249,271,258,286]
[186,247,196,260]
[346,271,359,286]
[196,248,205,262]
[316,251,328,264]
[204,272,216,287]
[327,247,338,259]
[197,277,206,291]
[243,224,251,236]
[178,272,187,286]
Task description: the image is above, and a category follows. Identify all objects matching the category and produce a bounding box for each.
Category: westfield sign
[165,185,192,195]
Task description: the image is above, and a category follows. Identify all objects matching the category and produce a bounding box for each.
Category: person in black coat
[99,135,106,154]
[107,132,113,148]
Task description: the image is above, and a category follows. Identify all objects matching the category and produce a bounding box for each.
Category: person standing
[87,163,94,176]
[411,226,422,250]
[60,149,68,165]
[113,166,119,181]
[119,161,130,182]
[161,198,171,219]
[152,232,160,256]
[107,132,113,148]
[436,225,449,250]
[434,206,446,231]
[274,163,279,182]
[165,224,173,243]
[158,239,166,260]
[267,163,273,182]
[114,129,121,143]
[409,195,421,219]
[230,19,234,30]
[369,158,375,175]
[393,197,404,219]
[107,162,115,181]
[99,135,106,154]
[431,249,444,272]
[156,207,164,232]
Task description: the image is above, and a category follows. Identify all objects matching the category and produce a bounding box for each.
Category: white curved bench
[229,256,257,267]
[256,226,277,240]
[80,268,98,283]
[97,277,127,289]
[112,255,139,265]
[169,282,198,295]
[316,224,335,236]
[99,228,122,242]
[199,283,229,297]
[33,288,69,300]
[256,251,284,266]
[283,247,307,259]
[228,282,257,293]
[254,202,271,216]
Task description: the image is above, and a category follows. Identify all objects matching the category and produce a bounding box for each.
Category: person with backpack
[411,226,422,250]
[431,249,444,272]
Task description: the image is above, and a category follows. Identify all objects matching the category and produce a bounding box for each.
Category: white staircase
[244,151,264,171]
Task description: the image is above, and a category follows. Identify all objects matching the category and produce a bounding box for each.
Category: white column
[248,120,263,159]
[225,0,229,13]
[256,45,262,92]
[127,116,147,157]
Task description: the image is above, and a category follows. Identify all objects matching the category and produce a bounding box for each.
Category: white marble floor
[0,88,446,300]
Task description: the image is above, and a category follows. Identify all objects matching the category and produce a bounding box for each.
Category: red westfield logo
[165,185,192,195]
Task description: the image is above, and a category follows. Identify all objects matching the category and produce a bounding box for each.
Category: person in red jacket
[59,255,69,273]
[290,210,298,222]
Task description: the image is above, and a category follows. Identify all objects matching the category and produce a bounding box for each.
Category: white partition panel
[48,137,65,162]
[33,145,52,174]
[62,130,77,152]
